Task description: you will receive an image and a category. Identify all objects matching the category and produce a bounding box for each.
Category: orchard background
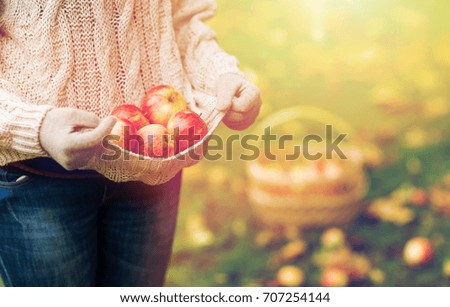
[2,0,450,287]
[166,0,450,287]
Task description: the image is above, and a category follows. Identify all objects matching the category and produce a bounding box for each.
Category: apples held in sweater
[137,124,174,158]
[167,110,208,153]
[109,118,139,153]
[111,104,149,130]
[141,85,188,126]
[108,85,207,157]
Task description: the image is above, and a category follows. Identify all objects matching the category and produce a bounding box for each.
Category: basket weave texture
[247,160,368,228]
[245,106,368,229]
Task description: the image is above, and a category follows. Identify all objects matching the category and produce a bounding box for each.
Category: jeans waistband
[7,158,100,178]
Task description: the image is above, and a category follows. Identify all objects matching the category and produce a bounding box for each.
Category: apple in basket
[141,85,188,126]
[111,104,149,130]
[137,124,174,158]
[167,110,208,153]
[109,118,139,153]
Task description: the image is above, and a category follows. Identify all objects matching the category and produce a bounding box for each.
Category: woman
[0,0,261,286]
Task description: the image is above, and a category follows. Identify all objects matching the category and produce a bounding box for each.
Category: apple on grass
[319,268,349,287]
[276,265,305,287]
[141,85,187,126]
[410,189,428,206]
[111,104,149,131]
[109,118,139,153]
[137,124,174,158]
[403,237,434,267]
[320,227,346,248]
[167,110,208,154]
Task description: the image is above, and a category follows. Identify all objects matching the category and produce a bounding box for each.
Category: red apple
[320,227,346,248]
[111,104,149,130]
[137,124,174,158]
[276,265,305,287]
[109,118,139,153]
[403,237,434,267]
[167,110,208,153]
[319,268,349,287]
[141,85,188,126]
[410,189,428,206]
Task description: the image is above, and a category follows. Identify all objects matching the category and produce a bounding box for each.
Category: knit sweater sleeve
[172,0,242,94]
[0,88,53,165]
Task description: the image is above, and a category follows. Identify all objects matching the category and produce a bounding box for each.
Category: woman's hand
[216,73,262,131]
[39,108,116,170]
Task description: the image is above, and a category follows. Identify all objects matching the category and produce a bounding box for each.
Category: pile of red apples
[110,85,208,158]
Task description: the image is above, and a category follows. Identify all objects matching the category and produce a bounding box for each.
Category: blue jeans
[0,167,181,287]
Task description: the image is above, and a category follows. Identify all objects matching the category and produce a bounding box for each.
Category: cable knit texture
[0,0,241,183]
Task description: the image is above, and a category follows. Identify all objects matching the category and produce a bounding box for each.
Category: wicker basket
[246,106,368,229]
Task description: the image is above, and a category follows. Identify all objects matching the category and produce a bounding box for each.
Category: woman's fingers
[231,84,261,113]
[70,116,117,150]
[223,103,261,131]
[216,76,241,112]
[216,73,263,130]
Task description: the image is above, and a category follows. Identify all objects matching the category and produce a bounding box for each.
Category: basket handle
[253,105,355,139]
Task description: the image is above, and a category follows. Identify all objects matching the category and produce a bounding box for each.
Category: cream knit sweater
[0,0,240,166]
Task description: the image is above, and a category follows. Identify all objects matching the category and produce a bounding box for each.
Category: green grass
[166,140,450,286]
